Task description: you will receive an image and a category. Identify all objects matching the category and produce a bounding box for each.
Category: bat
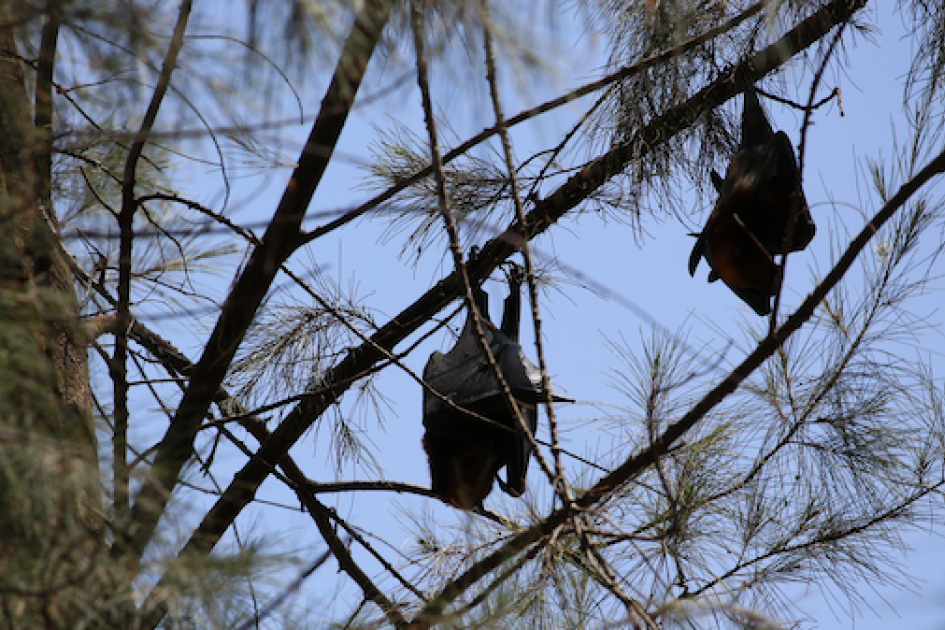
[689,88,816,315]
[422,266,570,509]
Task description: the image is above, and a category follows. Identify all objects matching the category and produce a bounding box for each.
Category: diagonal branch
[116,0,396,573]
[158,0,870,613]
[299,0,765,245]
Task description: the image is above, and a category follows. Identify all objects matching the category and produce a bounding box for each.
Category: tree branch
[299,1,766,246]
[112,0,192,533]
[117,0,396,573]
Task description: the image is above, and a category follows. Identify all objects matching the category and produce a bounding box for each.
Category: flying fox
[422,266,570,509]
[689,88,816,315]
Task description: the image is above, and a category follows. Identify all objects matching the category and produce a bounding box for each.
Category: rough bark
[0,22,112,629]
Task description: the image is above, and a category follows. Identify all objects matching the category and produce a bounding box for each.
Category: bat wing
[688,232,707,277]
[731,286,773,316]
[422,315,505,509]
[423,315,501,426]
[497,403,537,497]
[489,337,538,496]
[762,132,815,253]
[456,392,537,498]
[732,131,815,257]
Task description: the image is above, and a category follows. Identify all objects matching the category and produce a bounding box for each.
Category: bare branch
[113,0,193,536]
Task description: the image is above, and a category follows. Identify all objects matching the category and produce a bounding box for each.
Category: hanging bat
[689,88,816,315]
[422,266,570,509]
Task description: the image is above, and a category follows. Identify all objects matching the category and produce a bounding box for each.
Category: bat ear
[733,287,773,315]
[741,87,775,149]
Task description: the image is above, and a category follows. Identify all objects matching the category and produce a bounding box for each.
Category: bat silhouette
[689,88,816,315]
[422,267,570,509]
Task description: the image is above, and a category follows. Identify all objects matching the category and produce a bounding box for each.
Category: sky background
[134,1,945,626]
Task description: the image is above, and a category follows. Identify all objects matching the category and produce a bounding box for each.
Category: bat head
[423,433,501,510]
[702,209,780,315]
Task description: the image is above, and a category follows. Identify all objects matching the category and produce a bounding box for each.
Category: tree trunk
[0,24,112,629]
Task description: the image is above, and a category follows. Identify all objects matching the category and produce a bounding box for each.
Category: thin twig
[214,424,411,627]
[689,479,945,598]
[577,522,658,629]
[113,0,193,533]
[234,546,335,630]
[307,497,410,628]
